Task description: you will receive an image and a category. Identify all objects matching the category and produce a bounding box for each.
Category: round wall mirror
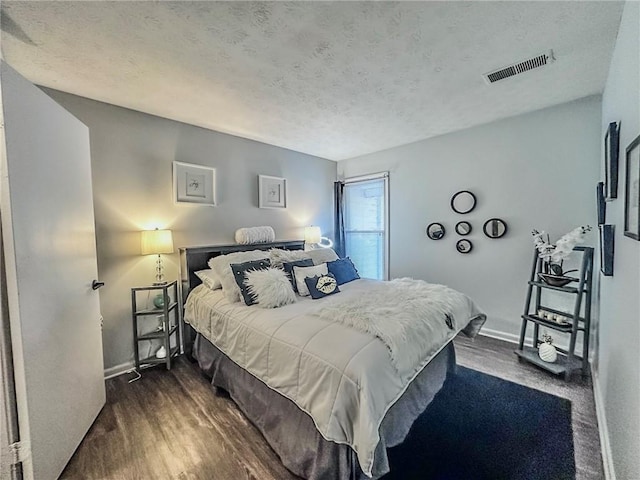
[426,223,446,240]
[483,218,508,238]
[455,221,472,236]
[456,239,473,254]
[451,191,477,214]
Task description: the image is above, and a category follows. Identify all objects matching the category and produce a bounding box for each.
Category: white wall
[42,89,337,375]
[339,96,601,343]
[597,2,640,479]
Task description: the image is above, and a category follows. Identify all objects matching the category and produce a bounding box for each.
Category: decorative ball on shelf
[538,334,558,363]
[153,294,165,309]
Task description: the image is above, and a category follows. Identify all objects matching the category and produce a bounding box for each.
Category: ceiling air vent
[483,50,555,84]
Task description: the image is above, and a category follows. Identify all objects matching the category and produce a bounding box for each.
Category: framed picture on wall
[604,121,620,201]
[624,134,640,240]
[596,182,606,225]
[259,175,287,209]
[599,224,614,276]
[173,161,216,206]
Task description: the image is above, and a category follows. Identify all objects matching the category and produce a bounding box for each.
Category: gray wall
[598,2,640,478]
[43,89,337,374]
[339,96,601,343]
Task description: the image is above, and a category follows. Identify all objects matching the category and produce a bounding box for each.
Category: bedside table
[131,280,181,371]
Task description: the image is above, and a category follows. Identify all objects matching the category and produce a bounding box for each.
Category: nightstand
[131,280,181,371]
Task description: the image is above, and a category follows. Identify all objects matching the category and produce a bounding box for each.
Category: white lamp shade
[304,226,322,244]
[141,229,174,255]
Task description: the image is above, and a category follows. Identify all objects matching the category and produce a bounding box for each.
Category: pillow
[194,269,222,290]
[292,263,328,297]
[327,257,360,285]
[307,248,339,265]
[231,259,271,306]
[305,273,340,299]
[208,250,273,302]
[282,259,314,292]
[244,268,297,308]
[269,248,311,267]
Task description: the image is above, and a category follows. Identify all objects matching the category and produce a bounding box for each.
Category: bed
[179,241,486,480]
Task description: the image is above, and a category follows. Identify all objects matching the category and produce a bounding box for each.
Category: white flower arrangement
[531,226,592,264]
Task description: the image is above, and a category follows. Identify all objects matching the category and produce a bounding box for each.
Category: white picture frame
[173,161,216,206]
[259,175,287,209]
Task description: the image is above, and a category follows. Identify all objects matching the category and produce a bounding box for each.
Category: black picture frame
[450,190,477,214]
[604,121,620,201]
[599,224,614,276]
[624,134,640,240]
[597,182,606,225]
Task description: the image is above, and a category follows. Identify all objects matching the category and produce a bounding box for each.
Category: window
[344,174,389,280]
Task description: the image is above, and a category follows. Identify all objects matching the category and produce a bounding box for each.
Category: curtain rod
[343,171,389,184]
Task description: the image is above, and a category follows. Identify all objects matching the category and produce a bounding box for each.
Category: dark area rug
[383,366,575,480]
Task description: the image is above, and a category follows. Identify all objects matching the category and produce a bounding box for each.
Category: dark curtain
[333,181,346,258]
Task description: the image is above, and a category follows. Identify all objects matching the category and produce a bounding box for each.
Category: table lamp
[141,228,174,284]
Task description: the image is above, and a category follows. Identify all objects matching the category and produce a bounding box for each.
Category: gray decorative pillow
[194,269,222,290]
[208,250,273,302]
[244,268,297,308]
[269,248,311,267]
[307,248,339,265]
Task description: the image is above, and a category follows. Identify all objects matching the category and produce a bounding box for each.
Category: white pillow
[293,263,328,297]
[194,269,222,290]
[269,248,311,268]
[244,268,296,308]
[208,250,271,302]
[307,248,339,265]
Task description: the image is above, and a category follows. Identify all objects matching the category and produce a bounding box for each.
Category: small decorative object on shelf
[531,226,592,280]
[538,334,558,363]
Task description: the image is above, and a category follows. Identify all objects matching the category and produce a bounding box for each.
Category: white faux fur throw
[235,226,276,244]
[315,278,486,373]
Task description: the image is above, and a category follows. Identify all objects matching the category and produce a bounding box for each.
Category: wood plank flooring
[61,334,604,479]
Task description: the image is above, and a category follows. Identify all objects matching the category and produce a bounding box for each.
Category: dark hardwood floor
[61,334,604,479]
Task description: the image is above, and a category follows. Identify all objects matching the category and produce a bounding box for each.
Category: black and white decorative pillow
[230,258,271,306]
[304,273,340,299]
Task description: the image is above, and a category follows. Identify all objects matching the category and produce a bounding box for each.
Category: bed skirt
[193,332,456,480]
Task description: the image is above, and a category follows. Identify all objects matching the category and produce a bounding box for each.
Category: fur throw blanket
[315,278,485,373]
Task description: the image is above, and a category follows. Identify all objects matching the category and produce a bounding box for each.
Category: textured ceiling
[0,1,624,161]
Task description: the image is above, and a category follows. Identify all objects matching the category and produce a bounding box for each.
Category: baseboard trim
[479,328,525,345]
[104,361,135,380]
[591,367,616,480]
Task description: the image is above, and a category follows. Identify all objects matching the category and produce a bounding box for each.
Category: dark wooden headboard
[178,240,305,357]
[179,240,305,301]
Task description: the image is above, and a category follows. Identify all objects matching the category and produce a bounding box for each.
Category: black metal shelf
[131,280,181,372]
[516,247,593,382]
[139,345,180,366]
[515,346,582,376]
[137,325,178,341]
[134,302,178,316]
[527,281,583,294]
[521,314,575,333]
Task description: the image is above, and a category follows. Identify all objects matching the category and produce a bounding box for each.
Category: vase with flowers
[531,226,591,285]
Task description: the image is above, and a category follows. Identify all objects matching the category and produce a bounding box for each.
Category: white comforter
[184,279,485,476]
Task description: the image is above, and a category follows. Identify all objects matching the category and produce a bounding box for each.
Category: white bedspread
[184,279,485,476]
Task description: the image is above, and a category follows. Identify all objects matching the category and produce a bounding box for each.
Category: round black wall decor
[483,218,508,239]
[456,239,473,254]
[426,223,446,240]
[455,221,472,236]
[451,191,477,214]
